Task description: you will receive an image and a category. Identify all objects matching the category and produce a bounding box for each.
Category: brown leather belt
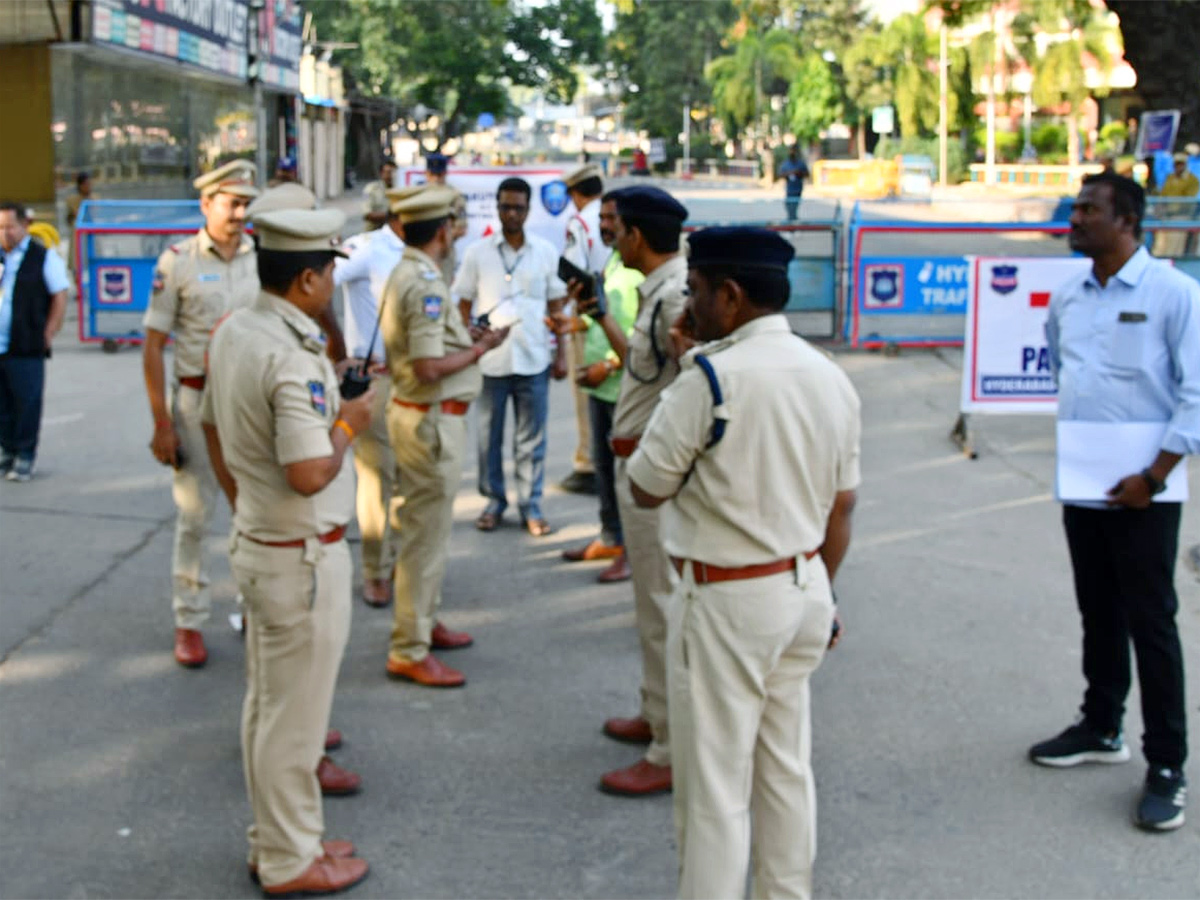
[179,375,206,390]
[243,524,347,549]
[670,550,819,585]
[610,435,640,458]
[392,398,470,416]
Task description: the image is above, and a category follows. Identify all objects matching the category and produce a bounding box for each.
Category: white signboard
[960,256,1090,414]
[398,166,572,258]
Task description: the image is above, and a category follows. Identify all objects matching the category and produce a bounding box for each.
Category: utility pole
[248,0,267,185]
[938,22,948,188]
[682,95,691,177]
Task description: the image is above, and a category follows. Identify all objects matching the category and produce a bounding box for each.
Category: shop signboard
[92,0,249,80]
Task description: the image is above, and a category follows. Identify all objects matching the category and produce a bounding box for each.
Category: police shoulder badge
[308,380,327,414]
[423,295,442,319]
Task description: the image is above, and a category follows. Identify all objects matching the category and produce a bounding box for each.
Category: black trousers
[0,354,46,460]
[1063,503,1187,768]
[587,395,621,545]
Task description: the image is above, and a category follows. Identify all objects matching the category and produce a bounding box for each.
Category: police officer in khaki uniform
[627,227,860,900]
[380,185,509,688]
[361,157,396,232]
[142,159,259,668]
[201,207,373,897]
[597,186,689,796]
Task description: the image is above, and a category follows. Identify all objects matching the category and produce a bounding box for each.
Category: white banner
[960,256,1090,414]
[398,166,573,258]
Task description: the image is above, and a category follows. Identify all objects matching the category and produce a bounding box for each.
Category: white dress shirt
[334,226,405,362]
[451,232,566,377]
[563,197,609,274]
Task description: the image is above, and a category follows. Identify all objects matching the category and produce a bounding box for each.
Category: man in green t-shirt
[559,208,643,582]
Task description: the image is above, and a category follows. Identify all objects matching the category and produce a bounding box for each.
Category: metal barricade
[685,212,842,340]
[75,200,203,349]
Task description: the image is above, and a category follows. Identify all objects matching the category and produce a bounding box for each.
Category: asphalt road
[2,275,1198,898]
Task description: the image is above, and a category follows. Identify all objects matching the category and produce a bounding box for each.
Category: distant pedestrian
[0,201,70,482]
[362,157,396,232]
[269,155,299,186]
[1030,172,1200,832]
[453,177,568,537]
[777,146,810,221]
[425,152,468,283]
[65,171,93,273]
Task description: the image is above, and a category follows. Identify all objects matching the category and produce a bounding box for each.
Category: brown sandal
[476,510,501,532]
[524,518,553,537]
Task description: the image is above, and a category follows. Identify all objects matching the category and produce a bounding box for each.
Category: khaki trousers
[387,404,467,663]
[614,457,676,767]
[171,383,218,629]
[231,534,352,887]
[352,375,399,580]
[669,556,834,900]
[568,330,593,474]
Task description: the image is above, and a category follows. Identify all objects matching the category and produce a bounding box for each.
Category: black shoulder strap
[693,353,727,448]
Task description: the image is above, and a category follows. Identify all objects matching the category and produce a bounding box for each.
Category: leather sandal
[475,510,501,532]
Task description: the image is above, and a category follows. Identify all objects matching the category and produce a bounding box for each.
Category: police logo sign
[97,265,132,304]
[540,180,570,216]
[864,264,903,309]
[990,264,1018,295]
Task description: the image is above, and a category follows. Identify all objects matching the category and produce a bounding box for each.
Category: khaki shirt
[381,246,480,405]
[143,229,258,378]
[362,180,389,230]
[628,315,862,565]
[611,254,688,437]
[201,291,353,542]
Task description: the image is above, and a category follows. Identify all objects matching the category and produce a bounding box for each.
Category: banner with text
[858,256,970,315]
[93,0,249,79]
[961,256,1090,414]
[399,166,572,257]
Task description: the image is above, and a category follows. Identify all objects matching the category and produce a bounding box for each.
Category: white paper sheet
[1056,421,1189,503]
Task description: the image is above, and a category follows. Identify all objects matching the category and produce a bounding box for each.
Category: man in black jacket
[0,202,70,482]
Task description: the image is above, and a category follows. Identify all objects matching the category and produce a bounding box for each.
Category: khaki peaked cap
[247,183,318,218]
[194,160,259,198]
[392,185,459,224]
[253,208,347,256]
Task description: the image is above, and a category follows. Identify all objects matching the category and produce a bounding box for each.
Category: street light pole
[682,96,691,177]
[938,23,948,188]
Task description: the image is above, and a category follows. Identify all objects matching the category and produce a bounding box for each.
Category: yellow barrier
[812,159,900,198]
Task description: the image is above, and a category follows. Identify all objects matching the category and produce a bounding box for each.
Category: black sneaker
[1136,767,1187,832]
[1029,721,1131,767]
[559,470,597,495]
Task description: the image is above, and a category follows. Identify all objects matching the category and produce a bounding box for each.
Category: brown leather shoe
[261,855,369,896]
[603,715,653,745]
[597,553,632,583]
[173,628,207,668]
[249,840,355,883]
[385,654,466,688]
[317,756,362,796]
[324,729,343,752]
[362,578,391,608]
[599,759,672,796]
[562,539,624,562]
[431,621,474,650]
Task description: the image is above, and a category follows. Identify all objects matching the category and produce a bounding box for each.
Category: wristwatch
[1140,468,1167,495]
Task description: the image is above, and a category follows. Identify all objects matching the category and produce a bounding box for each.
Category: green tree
[883,13,940,138]
[1013,0,1117,165]
[305,0,602,148]
[705,23,803,143]
[1106,1,1200,145]
[786,53,839,143]
[607,0,737,148]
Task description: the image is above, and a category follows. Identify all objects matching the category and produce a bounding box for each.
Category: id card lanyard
[498,242,524,299]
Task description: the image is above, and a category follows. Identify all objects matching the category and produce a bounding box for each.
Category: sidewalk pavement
[1,309,1197,897]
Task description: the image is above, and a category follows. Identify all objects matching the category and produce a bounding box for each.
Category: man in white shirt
[330,186,423,606]
[453,177,567,536]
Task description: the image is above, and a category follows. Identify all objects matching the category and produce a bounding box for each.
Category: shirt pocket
[1107,318,1152,372]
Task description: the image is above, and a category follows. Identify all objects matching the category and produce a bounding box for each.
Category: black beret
[610,185,688,222]
[686,226,795,272]
[426,153,449,174]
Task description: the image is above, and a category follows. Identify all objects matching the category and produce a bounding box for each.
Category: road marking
[43,412,84,427]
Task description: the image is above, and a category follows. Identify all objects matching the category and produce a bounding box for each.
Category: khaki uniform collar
[255,290,325,345]
[197,227,254,258]
[402,245,440,271]
[638,253,686,300]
